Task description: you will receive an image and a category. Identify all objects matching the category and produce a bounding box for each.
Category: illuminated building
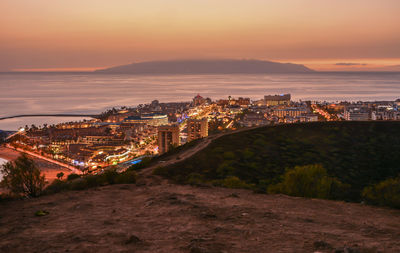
[237,97,251,107]
[124,113,168,126]
[157,124,180,154]
[264,94,291,106]
[187,118,208,142]
[193,94,206,106]
[344,108,370,121]
[272,107,308,118]
[242,113,270,127]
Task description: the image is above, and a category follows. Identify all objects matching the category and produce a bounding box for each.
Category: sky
[1,0,400,71]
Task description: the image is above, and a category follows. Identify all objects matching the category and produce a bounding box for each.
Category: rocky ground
[1,176,400,253]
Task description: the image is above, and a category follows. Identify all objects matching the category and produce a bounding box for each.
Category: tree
[362,177,400,209]
[0,154,46,197]
[56,172,64,180]
[268,164,349,200]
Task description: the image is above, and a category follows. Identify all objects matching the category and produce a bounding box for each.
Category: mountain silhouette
[96,59,314,74]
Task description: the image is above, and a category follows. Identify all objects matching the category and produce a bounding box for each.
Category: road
[4,144,82,174]
[0,114,99,121]
[0,146,74,185]
[139,126,260,178]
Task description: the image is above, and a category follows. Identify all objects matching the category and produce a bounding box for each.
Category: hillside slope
[1,181,399,252]
[156,121,400,201]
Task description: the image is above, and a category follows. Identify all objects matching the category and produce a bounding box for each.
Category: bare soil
[1,176,400,253]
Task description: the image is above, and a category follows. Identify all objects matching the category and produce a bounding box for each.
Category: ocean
[1,72,399,130]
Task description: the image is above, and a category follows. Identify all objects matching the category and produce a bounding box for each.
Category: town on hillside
[3,94,400,174]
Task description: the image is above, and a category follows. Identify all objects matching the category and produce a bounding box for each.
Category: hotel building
[264,94,291,106]
[187,118,208,142]
[124,113,168,126]
[157,124,180,154]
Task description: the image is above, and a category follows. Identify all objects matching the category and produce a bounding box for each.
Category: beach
[0,146,72,183]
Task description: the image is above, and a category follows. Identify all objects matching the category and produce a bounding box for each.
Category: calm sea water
[0,72,399,130]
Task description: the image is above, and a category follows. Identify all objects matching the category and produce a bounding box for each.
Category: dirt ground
[1,176,400,253]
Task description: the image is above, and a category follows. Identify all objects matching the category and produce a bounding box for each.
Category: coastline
[0,146,72,183]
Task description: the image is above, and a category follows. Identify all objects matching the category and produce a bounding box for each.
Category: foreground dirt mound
[1,180,400,253]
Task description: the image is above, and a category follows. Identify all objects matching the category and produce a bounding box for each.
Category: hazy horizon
[4,58,400,73]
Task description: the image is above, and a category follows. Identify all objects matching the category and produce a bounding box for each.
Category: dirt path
[140,127,258,178]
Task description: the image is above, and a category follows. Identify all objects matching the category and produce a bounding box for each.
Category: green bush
[127,157,152,171]
[268,164,349,200]
[187,173,205,186]
[219,176,254,189]
[44,179,68,194]
[115,171,137,184]
[56,172,64,180]
[362,177,400,209]
[103,169,119,184]
[0,193,14,202]
[84,174,102,188]
[69,178,89,191]
[67,173,81,181]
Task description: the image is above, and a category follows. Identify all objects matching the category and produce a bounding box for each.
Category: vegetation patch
[155,121,400,207]
[362,176,400,208]
[0,154,46,198]
[44,168,137,195]
[0,154,137,198]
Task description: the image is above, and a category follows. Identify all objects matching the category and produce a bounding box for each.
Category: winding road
[139,126,261,177]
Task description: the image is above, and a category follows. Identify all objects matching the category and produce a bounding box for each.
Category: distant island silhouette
[95,59,314,74]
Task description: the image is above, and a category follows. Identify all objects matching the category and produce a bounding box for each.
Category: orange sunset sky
[1,0,400,72]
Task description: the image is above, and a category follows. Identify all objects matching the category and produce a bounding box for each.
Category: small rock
[227,193,239,198]
[334,247,360,253]
[190,247,206,253]
[125,235,142,245]
[201,212,217,219]
[313,240,332,250]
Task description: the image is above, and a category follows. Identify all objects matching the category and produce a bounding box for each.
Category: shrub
[0,154,46,197]
[56,172,64,180]
[44,179,68,194]
[220,176,254,189]
[69,178,88,191]
[115,171,137,184]
[84,174,102,188]
[0,193,14,202]
[127,157,152,171]
[268,164,349,200]
[362,177,400,209]
[103,169,119,184]
[67,173,80,181]
[187,173,204,186]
